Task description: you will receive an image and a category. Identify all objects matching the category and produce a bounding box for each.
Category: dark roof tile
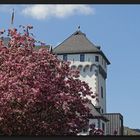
[53,30,100,54]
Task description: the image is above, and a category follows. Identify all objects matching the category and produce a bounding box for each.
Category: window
[95,56,99,62]
[101,86,103,98]
[83,128,87,133]
[80,54,85,62]
[101,109,104,113]
[102,123,105,131]
[63,54,67,61]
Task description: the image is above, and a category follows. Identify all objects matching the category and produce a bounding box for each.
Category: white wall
[99,55,107,72]
[98,73,106,113]
[58,54,107,70]
[57,53,107,113]
[89,119,98,128]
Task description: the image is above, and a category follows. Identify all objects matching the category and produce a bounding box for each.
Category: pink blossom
[0,25,96,136]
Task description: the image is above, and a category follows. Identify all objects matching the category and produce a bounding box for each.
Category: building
[53,29,123,135]
[53,30,110,113]
[104,113,123,135]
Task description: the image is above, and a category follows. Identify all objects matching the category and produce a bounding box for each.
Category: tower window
[101,86,103,98]
[95,56,99,62]
[101,109,104,113]
[80,54,85,62]
[63,54,67,61]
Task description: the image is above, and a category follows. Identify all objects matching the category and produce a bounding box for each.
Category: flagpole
[10,8,14,29]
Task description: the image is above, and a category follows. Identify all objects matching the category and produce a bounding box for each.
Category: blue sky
[0,4,140,129]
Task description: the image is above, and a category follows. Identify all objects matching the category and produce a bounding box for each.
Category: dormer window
[63,54,67,61]
[95,56,99,62]
[80,54,85,62]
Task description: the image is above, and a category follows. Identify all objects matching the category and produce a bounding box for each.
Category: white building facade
[57,53,108,114]
[53,30,110,114]
[53,29,123,135]
[53,30,110,135]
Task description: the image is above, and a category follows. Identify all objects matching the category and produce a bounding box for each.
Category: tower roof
[53,30,100,54]
[53,30,110,65]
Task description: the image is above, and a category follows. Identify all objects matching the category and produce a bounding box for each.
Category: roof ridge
[83,34,100,51]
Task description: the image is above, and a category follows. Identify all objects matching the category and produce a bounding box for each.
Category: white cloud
[0,5,13,12]
[21,5,94,20]
[0,5,26,13]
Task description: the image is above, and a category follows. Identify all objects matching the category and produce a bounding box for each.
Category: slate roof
[53,30,100,53]
[87,103,109,122]
[53,30,110,65]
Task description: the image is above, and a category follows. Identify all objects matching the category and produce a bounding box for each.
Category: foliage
[89,123,104,135]
[0,25,95,136]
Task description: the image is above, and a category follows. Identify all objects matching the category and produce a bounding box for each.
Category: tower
[53,30,110,114]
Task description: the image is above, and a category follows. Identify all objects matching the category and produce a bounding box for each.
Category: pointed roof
[53,30,100,54]
[53,30,110,65]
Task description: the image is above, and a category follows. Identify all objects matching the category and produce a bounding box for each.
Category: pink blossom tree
[89,123,104,135]
[0,26,98,136]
